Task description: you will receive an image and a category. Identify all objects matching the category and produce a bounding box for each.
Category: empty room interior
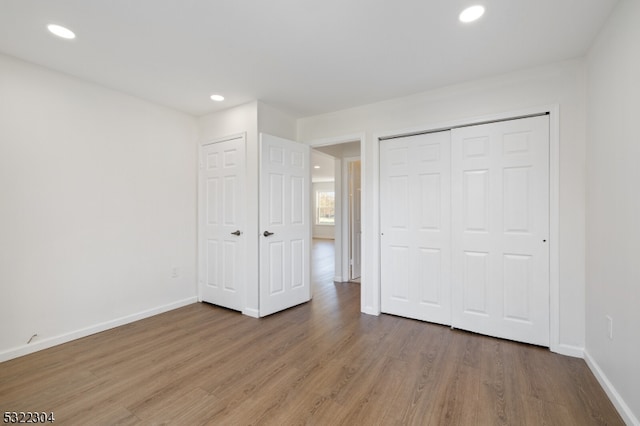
[1,1,639,424]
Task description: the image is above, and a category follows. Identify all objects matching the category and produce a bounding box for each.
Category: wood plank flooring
[0,240,623,425]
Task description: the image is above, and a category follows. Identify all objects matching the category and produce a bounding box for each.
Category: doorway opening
[311,140,362,299]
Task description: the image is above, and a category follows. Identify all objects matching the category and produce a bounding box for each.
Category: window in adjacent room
[315,190,335,225]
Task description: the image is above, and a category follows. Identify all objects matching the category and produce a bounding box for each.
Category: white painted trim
[242,308,260,318]
[554,343,584,358]
[373,105,562,348]
[548,105,561,355]
[361,306,379,316]
[341,158,350,282]
[197,133,248,313]
[200,132,247,147]
[333,157,344,281]
[368,131,380,315]
[342,156,361,282]
[0,297,197,363]
[377,107,552,141]
[306,133,364,148]
[585,350,639,426]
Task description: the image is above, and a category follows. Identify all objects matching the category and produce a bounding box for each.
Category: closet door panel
[380,131,451,325]
[451,116,550,346]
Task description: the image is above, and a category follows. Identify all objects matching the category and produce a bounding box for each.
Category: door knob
[231,230,242,236]
[263,231,274,237]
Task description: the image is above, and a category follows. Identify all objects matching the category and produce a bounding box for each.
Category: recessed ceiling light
[210,94,225,102]
[459,5,485,23]
[314,165,320,169]
[47,24,76,40]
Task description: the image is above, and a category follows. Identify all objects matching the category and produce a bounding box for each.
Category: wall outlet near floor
[606,315,613,340]
[171,267,180,279]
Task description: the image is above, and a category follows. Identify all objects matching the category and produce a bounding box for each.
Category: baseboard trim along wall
[585,350,639,425]
[0,297,197,363]
[553,343,584,358]
[243,308,260,318]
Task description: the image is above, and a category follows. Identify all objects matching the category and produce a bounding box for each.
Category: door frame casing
[371,105,568,356]
[343,156,361,282]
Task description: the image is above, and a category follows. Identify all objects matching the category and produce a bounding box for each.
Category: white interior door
[451,116,550,346]
[349,160,362,280]
[259,133,311,317]
[200,136,246,311]
[380,131,452,325]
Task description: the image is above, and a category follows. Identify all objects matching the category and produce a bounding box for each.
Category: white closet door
[200,136,246,311]
[380,131,451,325]
[451,116,550,346]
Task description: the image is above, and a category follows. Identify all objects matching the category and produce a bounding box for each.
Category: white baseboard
[551,343,584,358]
[243,308,260,318]
[0,297,197,363]
[584,350,639,426]
[361,306,380,316]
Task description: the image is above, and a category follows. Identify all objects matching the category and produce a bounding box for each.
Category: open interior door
[259,133,311,316]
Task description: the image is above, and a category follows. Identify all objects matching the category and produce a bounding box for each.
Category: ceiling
[311,150,336,183]
[0,1,618,118]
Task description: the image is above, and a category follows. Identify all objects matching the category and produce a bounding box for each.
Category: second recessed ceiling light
[47,24,76,39]
[459,5,485,23]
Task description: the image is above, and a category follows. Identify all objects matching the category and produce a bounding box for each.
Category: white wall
[312,182,336,239]
[0,54,199,361]
[298,59,587,354]
[258,101,297,141]
[586,0,640,423]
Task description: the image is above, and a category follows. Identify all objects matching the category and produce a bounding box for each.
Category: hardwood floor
[0,239,623,425]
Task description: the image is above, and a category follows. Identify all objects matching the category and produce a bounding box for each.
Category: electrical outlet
[171,267,180,279]
[606,315,613,340]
